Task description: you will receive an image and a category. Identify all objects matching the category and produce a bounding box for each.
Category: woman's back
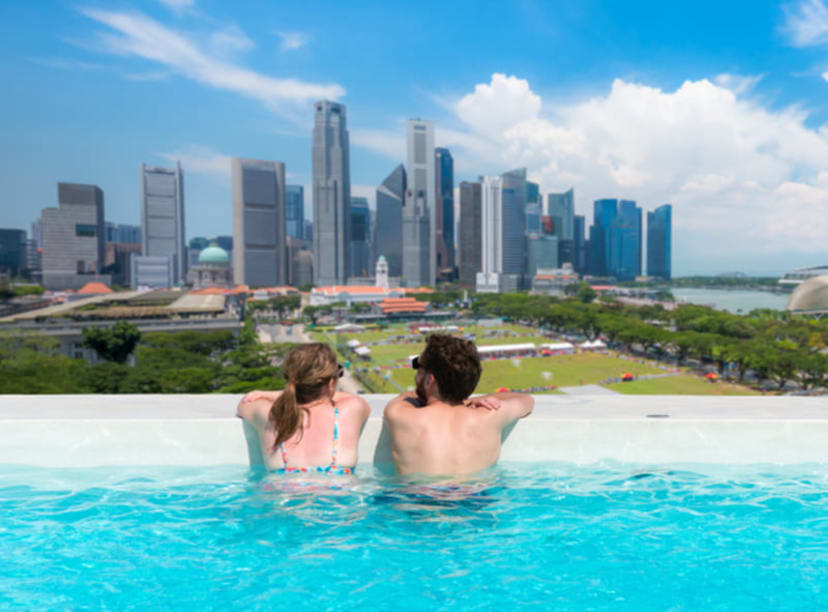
[238,391,370,471]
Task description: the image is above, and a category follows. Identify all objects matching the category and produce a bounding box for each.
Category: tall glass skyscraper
[500,168,527,287]
[547,188,574,240]
[312,101,351,286]
[140,162,186,283]
[588,198,642,280]
[285,185,304,240]
[647,204,672,279]
[434,148,455,272]
[350,197,371,277]
[525,181,540,207]
[589,199,618,277]
[375,164,405,277]
[574,215,586,274]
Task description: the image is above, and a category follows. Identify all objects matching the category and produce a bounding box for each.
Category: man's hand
[241,390,279,403]
[466,395,501,411]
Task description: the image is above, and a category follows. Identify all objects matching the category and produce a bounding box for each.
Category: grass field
[605,375,760,395]
[388,352,664,394]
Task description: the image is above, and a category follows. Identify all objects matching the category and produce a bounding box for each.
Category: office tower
[614,200,642,281]
[40,183,106,290]
[375,164,405,277]
[216,235,233,252]
[312,100,351,286]
[526,181,540,208]
[140,162,185,283]
[525,202,541,234]
[30,220,42,248]
[403,119,435,287]
[459,181,482,288]
[500,168,527,290]
[0,229,26,276]
[574,215,586,274]
[286,185,305,240]
[434,147,455,272]
[350,197,371,277]
[303,220,313,244]
[647,204,672,280]
[589,199,618,277]
[526,234,559,279]
[547,188,574,241]
[187,237,209,268]
[105,222,141,245]
[231,157,287,287]
[476,176,502,292]
[286,236,305,286]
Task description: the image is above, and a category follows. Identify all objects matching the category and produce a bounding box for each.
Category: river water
[672,288,790,313]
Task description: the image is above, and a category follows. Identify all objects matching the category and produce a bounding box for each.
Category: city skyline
[1,1,828,275]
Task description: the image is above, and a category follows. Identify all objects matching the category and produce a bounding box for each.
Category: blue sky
[1,0,828,275]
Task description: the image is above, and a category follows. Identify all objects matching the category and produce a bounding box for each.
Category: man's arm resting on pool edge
[469,392,534,422]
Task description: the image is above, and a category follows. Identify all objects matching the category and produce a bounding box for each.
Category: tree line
[472,293,828,391]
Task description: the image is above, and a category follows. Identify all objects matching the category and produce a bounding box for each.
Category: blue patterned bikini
[276,402,353,475]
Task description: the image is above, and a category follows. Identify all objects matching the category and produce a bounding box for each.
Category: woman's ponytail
[270,380,302,451]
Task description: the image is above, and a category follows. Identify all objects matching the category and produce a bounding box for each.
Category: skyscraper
[526,181,540,207]
[140,162,186,283]
[231,157,287,287]
[500,168,527,289]
[312,100,351,286]
[459,181,482,289]
[614,200,642,281]
[285,185,305,240]
[0,229,26,276]
[403,119,435,287]
[574,215,587,274]
[434,147,455,273]
[547,188,574,240]
[375,164,405,277]
[589,199,618,277]
[40,183,106,290]
[477,175,502,293]
[647,204,672,279]
[350,197,371,277]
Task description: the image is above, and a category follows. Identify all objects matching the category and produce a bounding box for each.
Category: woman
[237,343,370,473]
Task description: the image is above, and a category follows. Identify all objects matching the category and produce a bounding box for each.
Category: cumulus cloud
[357,73,828,266]
[80,9,344,115]
[782,0,828,47]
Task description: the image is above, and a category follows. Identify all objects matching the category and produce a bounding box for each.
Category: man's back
[384,393,533,475]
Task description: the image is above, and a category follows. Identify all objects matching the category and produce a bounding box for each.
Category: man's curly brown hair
[418,334,481,403]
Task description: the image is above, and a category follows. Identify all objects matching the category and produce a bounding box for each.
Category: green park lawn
[605,374,760,395]
[388,352,665,394]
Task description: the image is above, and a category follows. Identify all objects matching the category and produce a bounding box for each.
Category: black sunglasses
[337,364,344,378]
[411,356,420,370]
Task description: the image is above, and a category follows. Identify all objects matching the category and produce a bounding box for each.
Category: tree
[82,321,141,364]
[576,282,597,304]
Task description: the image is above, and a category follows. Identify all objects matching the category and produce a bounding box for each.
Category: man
[384,334,533,475]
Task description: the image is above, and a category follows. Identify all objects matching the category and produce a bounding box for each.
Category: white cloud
[277,31,308,51]
[158,0,195,15]
[782,0,828,47]
[81,9,344,115]
[159,146,232,181]
[209,24,254,58]
[353,73,828,264]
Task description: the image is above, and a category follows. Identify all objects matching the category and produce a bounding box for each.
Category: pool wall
[2,394,828,467]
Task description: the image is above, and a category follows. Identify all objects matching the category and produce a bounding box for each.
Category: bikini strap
[279,442,289,469]
[330,401,339,468]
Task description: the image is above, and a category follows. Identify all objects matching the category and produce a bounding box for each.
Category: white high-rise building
[476,176,502,293]
[375,255,389,290]
[402,119,435,287]
[140,162,186,284]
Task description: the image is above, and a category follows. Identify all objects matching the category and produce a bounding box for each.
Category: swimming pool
[3,462,827,609]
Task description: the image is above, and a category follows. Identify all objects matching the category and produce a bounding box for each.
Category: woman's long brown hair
[270,343,338,451]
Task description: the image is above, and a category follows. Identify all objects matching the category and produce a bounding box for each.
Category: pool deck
[1,394,828,467]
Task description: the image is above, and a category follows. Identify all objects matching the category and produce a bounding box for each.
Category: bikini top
[276,402,353,475]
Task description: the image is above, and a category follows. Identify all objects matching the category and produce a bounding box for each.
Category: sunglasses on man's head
[337,364,344,378]
[411,357,420,370]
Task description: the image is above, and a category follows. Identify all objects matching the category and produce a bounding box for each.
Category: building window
[76,224,96,237]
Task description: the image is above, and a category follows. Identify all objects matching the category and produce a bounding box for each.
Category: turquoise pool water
[2,463,828,609]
